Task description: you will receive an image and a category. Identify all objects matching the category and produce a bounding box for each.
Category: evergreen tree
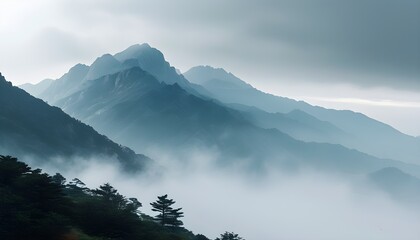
[92,183,125,206]
[51,173,66,186]
[0,156,209,240]
[78,183,142,238]
[64,178,89,200]
[68,178,86,188]
[92,183,142,214]
[166,207,184,227]
[0,155,70,240]
[215,232,245,240]
[150,194,184,227]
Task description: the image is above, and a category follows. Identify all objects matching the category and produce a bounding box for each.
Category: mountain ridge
[29,66,420,177]
[21,44,205,105]
[184,65,420,164]
[0,72,150,172]
[17,44,420,174]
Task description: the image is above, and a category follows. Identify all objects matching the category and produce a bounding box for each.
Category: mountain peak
[114,43,192,87]
[85,54,122,80]
[114,43,164,64]
[61,63,90,82]
[123,43,152,52]
[72,63,89,70]
[68,63,89,75]
[92,54,120,65]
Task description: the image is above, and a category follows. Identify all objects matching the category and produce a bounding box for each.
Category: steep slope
[184,66,305,113]
[113,44,186,85]
[184,66,420,164]
[52,67,420,176]
[37,63,90,104]
[34,54,128,104]
[57,67,162,120]
[24,44,205,106]
[0,73,150,171]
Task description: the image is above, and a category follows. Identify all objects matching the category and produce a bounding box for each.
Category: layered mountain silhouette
[184,66,420,164]
[21,44,204,107]
[18,45,420,177]
[228,104,348,144]
[0,73,150,171]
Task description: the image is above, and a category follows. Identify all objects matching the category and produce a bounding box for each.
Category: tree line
[0,155,244,240]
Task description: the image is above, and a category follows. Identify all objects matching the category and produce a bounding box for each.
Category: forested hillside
[0,155,243,240]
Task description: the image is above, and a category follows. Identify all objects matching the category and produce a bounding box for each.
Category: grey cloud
[243,0,420,87]
[3,0,419,91]
[79,0,420,90]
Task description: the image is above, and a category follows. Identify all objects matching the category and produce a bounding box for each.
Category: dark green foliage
[0,155,70,240]
[215,232,245,240]
[69,177,86,188]
[151,194,184,227]
[195,234,211,240]
[72,183,144,239]
[65,178,90,199]
[0,155,209,240]
[51,172,66,186]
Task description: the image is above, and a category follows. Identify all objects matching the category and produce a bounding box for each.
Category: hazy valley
[0,40,417,239]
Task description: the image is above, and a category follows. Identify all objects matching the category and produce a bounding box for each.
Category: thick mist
[36,150,420,240]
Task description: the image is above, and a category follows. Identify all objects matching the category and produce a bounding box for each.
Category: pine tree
[51,173,66,186]
[150,194,184,227]
[215,232,245,240]
[166,207,184,227]
[92,183,141,214]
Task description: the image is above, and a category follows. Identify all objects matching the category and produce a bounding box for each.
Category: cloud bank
[37,151,420,240]
[1,0,419,91]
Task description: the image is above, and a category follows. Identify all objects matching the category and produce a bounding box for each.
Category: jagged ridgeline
[0,73,151,172]
[19,44,420,177]
[183,65,420,165]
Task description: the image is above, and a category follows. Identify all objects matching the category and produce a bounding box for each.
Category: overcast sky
[1,0,419,135]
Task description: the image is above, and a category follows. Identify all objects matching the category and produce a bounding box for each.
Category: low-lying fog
[35,149,420,240]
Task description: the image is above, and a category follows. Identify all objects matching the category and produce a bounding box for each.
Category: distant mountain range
[0,73,150,171]
[18,44,420,179]
[184,66,420,164]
